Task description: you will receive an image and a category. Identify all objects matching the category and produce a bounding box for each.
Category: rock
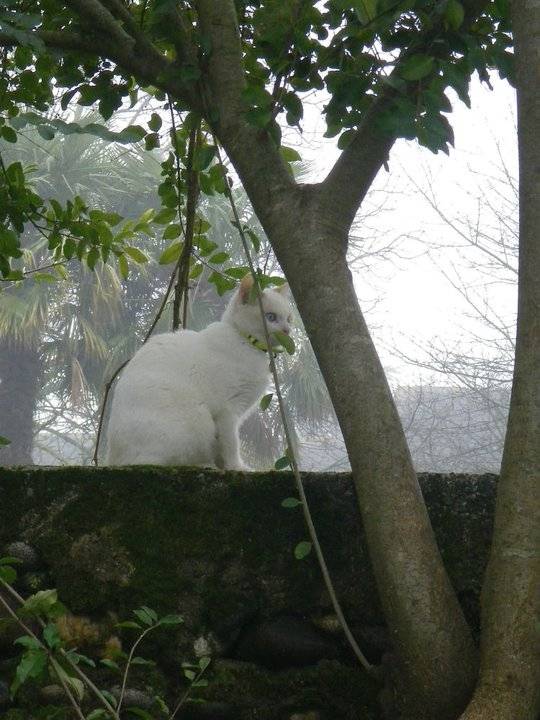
[0,679,10,708]
[234,615,339,669]
[4,542,38,569]
[18,571,50,593]
[39,684,65,703]
[110,686,153,710]
[180,700,237,719]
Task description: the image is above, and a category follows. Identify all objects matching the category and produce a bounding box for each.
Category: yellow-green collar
[238,330,284,355]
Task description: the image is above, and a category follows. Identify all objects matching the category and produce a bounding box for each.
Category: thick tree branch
[194,0,295,225]
[320,94,396,229]
[64,0,136,51]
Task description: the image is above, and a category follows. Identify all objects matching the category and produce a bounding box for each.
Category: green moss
[0,467,496,719]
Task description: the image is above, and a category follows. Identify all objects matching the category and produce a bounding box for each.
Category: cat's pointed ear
[275,282,289,296]
[239,274,255,304]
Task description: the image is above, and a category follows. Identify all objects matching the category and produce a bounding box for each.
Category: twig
[117,625,156,711]
[213,139,375,676]
[169,664,209,720]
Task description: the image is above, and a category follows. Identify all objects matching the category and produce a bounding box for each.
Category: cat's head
[223,274,292,346]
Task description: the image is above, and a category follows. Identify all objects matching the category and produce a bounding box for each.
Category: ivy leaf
[118,254,129,280]
[157,614,184,626]
[159,241,183,265]
[11,649,48,697]
[148,112,162,132]
[1,126,17,143]
[281,497,302,508]
[193,145,216,172]
[124,246,149,264]
[0,435,11,446]
[279,146,302,163]
[209,251,229,264]
[294,541,313,560]
[163,224,182,240]
[272,330,295,355]
[260,393,273,411]
[274,455,291,471]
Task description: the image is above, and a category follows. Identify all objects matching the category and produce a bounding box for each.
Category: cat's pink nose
[282,327,290,335]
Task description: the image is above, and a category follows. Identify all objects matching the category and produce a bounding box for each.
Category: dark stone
[0,681,10,709]
[234,614,339,669]
[3,542,38,569]
[179,700,238,719]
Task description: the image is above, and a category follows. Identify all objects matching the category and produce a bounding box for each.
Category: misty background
[0,75,517,473]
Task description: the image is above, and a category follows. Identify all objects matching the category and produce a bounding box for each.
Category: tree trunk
[459,3,540,719]
[229,180,478,717]
[0,338,41,465]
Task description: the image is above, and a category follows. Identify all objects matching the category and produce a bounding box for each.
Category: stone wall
[0,468,497,719]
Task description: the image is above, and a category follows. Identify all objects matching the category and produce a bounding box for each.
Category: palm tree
[0,110,164,463]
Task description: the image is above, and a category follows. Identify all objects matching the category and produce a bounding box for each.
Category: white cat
[105,275,291,469]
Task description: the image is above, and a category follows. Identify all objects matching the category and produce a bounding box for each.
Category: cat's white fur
[105,276,291,469]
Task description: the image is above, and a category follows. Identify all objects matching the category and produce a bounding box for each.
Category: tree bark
[245,197,478,718]
[459,3,540,719]
[0,339,41,465]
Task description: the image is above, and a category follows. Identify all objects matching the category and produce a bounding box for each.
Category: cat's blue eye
[265,312,277,322]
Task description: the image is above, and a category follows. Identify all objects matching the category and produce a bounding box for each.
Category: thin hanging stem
[212,139,375,676]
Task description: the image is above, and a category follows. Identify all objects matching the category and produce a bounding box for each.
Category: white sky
[285,75,518,385]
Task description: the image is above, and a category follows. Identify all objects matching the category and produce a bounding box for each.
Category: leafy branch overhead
[0,0,512,279]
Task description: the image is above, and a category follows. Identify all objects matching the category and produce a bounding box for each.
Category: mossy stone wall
[0,468,497,719]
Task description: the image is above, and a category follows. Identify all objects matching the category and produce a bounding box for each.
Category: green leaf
[0,565,17,583]
[281,497,302,508]
[159,241,183,265]
[21,589,59,617]
[274,455,291,471]
[163,224,182,240]
[148,112,162,132]
[37,124,55,140]
[86,710,110,720]
[118,254,129,280]
[184,669,196,680]
[189,263,203,279]
[124,246,149,264]
[193,145,216,172]
[225,266,250,280]
[157,614,184,626]
[0,435,11,447]
[445,0,465,29]
[1,126,17,143]
[260,393,273,411]
[100,658,120,671]
[272,331,295,355]
[400,55,435,81]
[279,146,302,163]
[14,636,41,650]
[198,656,211,671]
[115,621,142,630]
[86,247,100,270]
[32,273,57,283]
[353,0,378,24]
[145,132,160,151]
[294,541,313,560]
[126,709,153,720]
[43,623,62,649]
[153,208,177,224]
[131,656,156,666]
[0,556,22,565]
[209,251,229,264]
[11,649,48,697]
[133,606,158,626]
